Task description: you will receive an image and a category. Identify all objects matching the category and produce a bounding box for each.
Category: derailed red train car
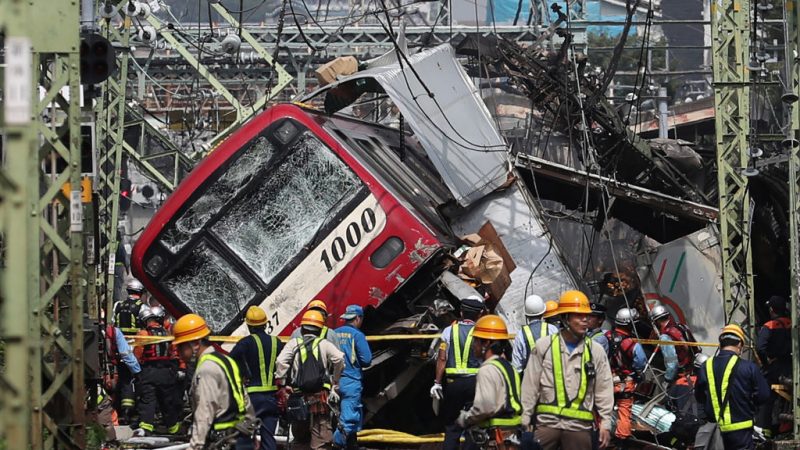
[132,104,455,337]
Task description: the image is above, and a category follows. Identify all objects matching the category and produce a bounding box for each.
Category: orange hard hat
[542,301,560,319]
[308,299,328,314]
[719,324,746,343]
[245,306,268,327]
[557,290,592,315]
[172,313,211,345]
[301,309,326,328]
[472,314,510,340]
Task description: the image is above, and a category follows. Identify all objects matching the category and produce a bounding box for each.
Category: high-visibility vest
[480,358,522,428]
[445,322,479,376]
[705,356,753,432]
[198,352,247,431]
[522,320,551,355]
[535,334,595,422]
[297,337,332,390]
[247,332,279,393]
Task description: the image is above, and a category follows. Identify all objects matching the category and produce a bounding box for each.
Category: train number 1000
[319,208,377,272]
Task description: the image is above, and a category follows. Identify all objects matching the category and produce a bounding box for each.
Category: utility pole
[710,0,756,334]
[0,0,86,448]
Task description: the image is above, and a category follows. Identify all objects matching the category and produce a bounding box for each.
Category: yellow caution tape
[632,338,720,348]
[126,333,448,347]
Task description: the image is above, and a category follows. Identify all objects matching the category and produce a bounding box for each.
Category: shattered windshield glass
[160,137,276,252]
[164,241,255,332]
[212,131,362,285]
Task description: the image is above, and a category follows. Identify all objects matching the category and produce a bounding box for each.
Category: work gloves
[430,381,443,400]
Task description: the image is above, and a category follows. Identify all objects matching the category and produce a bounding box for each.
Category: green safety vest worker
[445,322,481,376]
[523,321,551,350]
[230,331,280,394]
[535,334,595,422]
[197,352,248,431]
[704,356,752,432]
[480,358,522,428]
[296,337,332,391]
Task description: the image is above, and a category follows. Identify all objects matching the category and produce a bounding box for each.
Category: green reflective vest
[445,322,480,376]
[535,334,595,422]
[480,358,522,428]
[705,356,753,432]
[522,321,551,356]
[198,352,247,431]
[247,333,279,393]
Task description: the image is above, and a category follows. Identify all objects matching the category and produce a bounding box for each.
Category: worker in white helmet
[511,295,559,372]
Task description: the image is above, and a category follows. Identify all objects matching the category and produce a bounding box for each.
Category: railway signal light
[80,34,116,85]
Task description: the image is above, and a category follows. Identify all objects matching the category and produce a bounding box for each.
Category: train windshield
[150,120,365,331]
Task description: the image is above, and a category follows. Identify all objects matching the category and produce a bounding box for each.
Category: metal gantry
[1,0,86,448]
[710,0,756,332]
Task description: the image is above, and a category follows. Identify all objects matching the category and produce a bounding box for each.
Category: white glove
[430,382,443,400]
[328,386,340,405]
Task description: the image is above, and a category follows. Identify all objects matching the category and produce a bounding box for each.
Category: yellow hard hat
[301,309,326,328]
[719,324,746,343]
[172,313,211,345]
[557,290,592,315]
[245,306,268,327]
[542,301,560,319]
[308,299,328,314]
[472,314,510,340]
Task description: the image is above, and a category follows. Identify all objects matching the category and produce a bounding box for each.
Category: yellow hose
[356,429,452,444]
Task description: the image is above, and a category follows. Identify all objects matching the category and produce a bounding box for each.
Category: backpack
[675,323,702,356]
[290,337,329,394]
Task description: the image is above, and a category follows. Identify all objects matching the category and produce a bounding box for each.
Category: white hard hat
[127,279,145,294]
[649,304,670,322]
[150,305,166,320]
[138,305,156,323]
[524,295,547,317]
[615,307,639,326]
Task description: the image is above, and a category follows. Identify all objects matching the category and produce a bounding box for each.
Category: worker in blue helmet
[333,305,372,449]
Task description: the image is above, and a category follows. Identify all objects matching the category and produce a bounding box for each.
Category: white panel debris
[212,132,362,285]
[303,44,510,207]
[164,242,255,332]
[160,136,275,252]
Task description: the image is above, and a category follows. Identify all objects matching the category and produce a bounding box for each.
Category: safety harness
[480,358,522,428]
[198,352,248,431]
[705,356,752,433]
[247,333,278,393]
[445,322,479,376]
[535,334,595,422]
[140,326,172,364]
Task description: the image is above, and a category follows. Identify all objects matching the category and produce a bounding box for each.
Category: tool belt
[285,392,329,423]
[468,427,521,450]
[205,417,259,450]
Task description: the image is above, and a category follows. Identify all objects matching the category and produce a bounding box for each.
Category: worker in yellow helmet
[694,324,770,450]
[456,315,521,449]
[291,299,340,346]
[275,309,345,450]
[173,313,256,450]
[229,306,284,450]
[521,290,614,449]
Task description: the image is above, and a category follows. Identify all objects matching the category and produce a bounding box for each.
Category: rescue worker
[134,306,182,435]
[113,293,143,335]
[650,305,697,385]
[230,306,284,450]
[456,315,521,449]
[173,313,256,450]
[756,295,792,438]
[275,310,345,450]
[665,353,709,450]
[127,278,146,302]
[587,302,609,353]
[333,305,373,449]
[290,299,339,345]
[521,290,614,450]
[542,300,560,327]
[430,296,486,450]
[695,324,770,450]
[105,322,142,423]
[668,353,708,414]
[604,307,646,442]
[512,295,559,372]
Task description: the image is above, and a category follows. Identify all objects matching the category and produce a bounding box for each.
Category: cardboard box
[315,56,359,86]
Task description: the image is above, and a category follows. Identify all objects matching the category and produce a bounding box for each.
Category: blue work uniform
[695,350,770,450]
[511,319,559,372]
[587,328,609,354]
[229,330,283,450]
[333,324,372,448]
[658,333,679,382]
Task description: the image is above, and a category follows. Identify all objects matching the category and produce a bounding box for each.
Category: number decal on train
[265,311,280,334]
[320,208,377,272]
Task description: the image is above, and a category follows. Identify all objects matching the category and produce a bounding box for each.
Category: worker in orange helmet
[291,299,339,346]
[173,313,256,450]
[521,290,614,449]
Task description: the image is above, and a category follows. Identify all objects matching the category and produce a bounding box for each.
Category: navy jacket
[229,330,284,389]
[694,350,770,427]
[756,316,791,363]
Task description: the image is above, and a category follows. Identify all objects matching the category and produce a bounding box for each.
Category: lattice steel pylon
[711,0,756,332]
[784,0,800,438]
[0,0,86,448]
